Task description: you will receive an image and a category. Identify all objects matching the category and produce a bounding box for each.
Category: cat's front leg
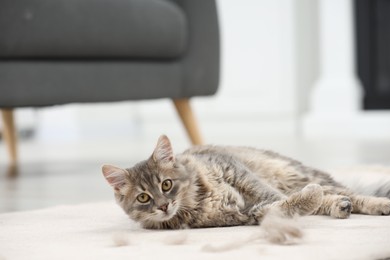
[314,187,390,217]
[273,184,324,217]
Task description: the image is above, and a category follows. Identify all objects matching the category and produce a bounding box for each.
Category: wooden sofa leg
[1,109,18,166]
[172,99,203,145]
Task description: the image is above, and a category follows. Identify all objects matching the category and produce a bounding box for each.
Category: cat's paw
[283,184,323,216]
[301,184,323,196]
[330,196,352,219]
[366,197,390,215]
[301,184,324,209]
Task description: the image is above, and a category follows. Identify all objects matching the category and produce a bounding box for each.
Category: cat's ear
[152,135,175,164]
[102,164,128,192]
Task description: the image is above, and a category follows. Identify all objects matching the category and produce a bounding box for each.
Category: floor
[1,131,390,214]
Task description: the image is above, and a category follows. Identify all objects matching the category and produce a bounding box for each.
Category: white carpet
[1,168,390,260]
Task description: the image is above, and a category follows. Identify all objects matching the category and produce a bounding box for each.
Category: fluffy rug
[1,167,390,260]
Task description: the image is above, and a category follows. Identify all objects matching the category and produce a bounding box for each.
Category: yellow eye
[162,179,173,192]
[137,193,151,203]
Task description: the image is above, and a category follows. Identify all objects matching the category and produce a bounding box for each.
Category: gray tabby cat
[102,135,390,231]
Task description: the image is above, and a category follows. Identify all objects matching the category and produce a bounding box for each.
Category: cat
[102,135,390,233]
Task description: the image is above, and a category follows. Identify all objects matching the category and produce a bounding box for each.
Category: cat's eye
[162,179,173,192]
[137,193,151,203]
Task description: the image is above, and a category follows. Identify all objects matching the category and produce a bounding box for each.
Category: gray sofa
[0,0,220,165]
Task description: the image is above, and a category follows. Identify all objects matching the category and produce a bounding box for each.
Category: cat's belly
[189,191,253,228]
[189,206,252,228]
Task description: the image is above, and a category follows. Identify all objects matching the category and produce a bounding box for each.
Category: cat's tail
[331,166,390,199]
[344,179,390,198]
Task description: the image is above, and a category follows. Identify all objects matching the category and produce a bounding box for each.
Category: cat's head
[102,135,193,227]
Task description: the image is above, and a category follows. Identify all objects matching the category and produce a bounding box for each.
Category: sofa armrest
[170,0,220,97]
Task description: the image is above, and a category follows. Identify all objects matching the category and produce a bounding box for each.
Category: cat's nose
[158,203,169,213]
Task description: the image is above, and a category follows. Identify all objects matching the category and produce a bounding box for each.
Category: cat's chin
[157,214,175,222]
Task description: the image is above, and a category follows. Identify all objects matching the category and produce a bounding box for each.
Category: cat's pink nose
[158,203,169,213]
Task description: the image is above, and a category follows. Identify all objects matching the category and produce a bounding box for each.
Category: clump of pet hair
[260,207,303,244]
[202,236,255,252]
[112,232,130,247]
[163,231,188,245]
[202,209,302,253]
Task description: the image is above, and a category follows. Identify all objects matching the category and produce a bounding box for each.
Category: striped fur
[102,135,390,231]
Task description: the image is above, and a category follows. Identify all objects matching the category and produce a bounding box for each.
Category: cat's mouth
[154,202,179,222]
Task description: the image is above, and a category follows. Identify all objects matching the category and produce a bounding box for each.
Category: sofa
[0,0,220,166]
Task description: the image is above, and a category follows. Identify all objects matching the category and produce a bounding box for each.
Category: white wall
[129,0,309,142]
[303,0,390,138]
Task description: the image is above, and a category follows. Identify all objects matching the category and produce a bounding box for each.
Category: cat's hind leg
[350,195,390,215]
[314,194,352,219]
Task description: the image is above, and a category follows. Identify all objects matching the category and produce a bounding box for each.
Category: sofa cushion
[0,0,187,59]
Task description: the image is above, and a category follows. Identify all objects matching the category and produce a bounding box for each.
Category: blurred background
[1,0,390,213]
